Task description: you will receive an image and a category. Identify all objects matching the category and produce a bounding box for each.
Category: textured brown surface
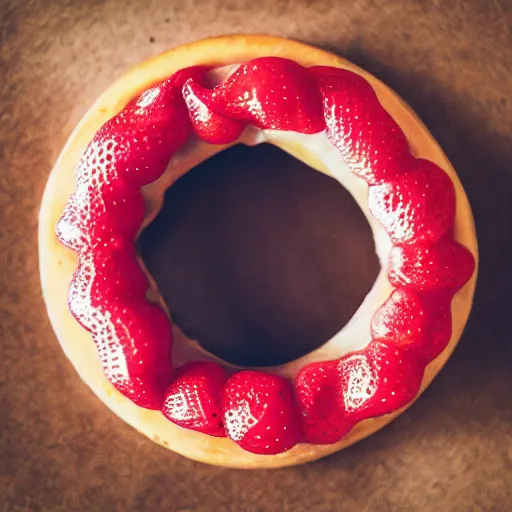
[1,0,512,511]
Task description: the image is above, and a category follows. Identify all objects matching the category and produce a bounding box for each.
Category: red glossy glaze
[295,360,353,444]
[222,371,302,454]
[388,236,476,291]
[310,66,414,185]
[191,57,325,133]
[162,361,228,437]
[371,288,453,362]
[368,159,456,245]
[183,79,244,144]
[57,57,475,452]
[337,340,425,421]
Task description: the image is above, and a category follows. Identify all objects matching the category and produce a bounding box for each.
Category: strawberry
[182,78,244,144]
[222,371,302,454]
[388,236,475,292]
[75,178,146,242]
[310,66,414,185]
[58,68,210,410]
[193,57,324,133]
[338,340,424,422]
[70,67,207,245]
[295,360,352,444]
[371,288,452,362]
[368,159,455,245]
[92,300,173,410]
[77,67,207,192]
[88,238,148,301]
[162,362,228,437]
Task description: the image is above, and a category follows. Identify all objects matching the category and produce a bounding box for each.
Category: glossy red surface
[368,159,456,245]
[295,360,353,444]
[162,361,228,437]
[222,371,302,454]
[57,58,474,453]
[337,340,425,422]
[183,79,244,144]
[57,66,208,409]
[197,58,325,133]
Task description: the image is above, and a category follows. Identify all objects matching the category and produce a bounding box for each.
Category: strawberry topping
[183,78,245,144]
[338,340,425,421]
[369,159,456,245]
[56,57,475,452]
[222,371,302,454]
[311,66,414,185]
[191,57,325,133]
[58,66,208,409]
[162,361,228,437]
[295,360,353,444]
[388,236,475,291]
[371,288,453,362]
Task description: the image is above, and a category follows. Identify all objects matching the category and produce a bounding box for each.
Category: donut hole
[139,144,379,367]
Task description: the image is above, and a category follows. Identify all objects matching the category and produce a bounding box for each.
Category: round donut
[39,34,477,468]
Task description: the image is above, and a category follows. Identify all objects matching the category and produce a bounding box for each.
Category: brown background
[1,0,512,511]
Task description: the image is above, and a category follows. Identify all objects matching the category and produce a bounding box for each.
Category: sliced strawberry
[76,179,145,242]
[222,371,302,454]
[58,69,209,410]
[75,67,208,196]
[68,258,170,409]
[371,288,452,362]
[368,159,455,245]
[338,340,424,422]
[310,66,414,185]
[295,360,352,444]
[183,79,244,144]
[162,361,228,437]
[89,238,148,301]
[195,57,324,133]
[69,70,209,245]
[388,236,475,292]
[92,300,172,409]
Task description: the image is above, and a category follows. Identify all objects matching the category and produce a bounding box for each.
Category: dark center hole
[139,144,379,367]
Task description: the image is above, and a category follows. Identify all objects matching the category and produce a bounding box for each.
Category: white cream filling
[144,128,393,379]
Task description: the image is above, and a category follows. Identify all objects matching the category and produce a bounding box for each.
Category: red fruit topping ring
[42,37,477,465]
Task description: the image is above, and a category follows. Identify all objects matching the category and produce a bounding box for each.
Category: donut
[39,34,477,468]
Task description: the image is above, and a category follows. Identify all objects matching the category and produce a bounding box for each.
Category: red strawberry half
[388,236,475,292]
[369,159,455,245]
[162,361,228,437]
[371,288,452,362]
[338,340,424,422]
[92,300,173,410]
[222,371,302,454]
[183,78,244,144]
[295,360,353,444]
[194,57,325,133]
[310,65,414,185]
